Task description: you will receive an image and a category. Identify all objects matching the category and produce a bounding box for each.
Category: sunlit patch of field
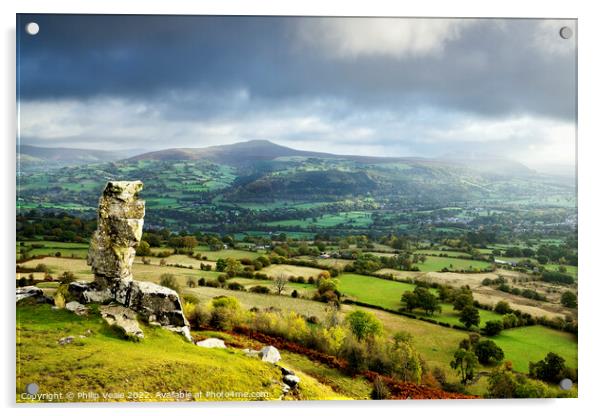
[260,264,325,279]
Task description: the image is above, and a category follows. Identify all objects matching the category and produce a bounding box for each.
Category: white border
[2,1,601,416]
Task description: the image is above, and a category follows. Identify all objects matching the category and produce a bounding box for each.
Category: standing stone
[68,180,191,342]
[87,181,145,288]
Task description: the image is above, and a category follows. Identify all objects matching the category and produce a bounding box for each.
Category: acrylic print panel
[16,14,577,402]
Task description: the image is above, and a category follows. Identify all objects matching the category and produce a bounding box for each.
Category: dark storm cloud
[17,15,576,168]
[18,14,575,120]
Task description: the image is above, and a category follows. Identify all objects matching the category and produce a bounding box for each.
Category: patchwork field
[417,256,492,272]
[489,325,577,373]
[338,273,503,328]
[260,264,324,279]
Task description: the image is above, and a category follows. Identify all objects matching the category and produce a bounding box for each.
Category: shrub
[186,277,197,288]
[541,271,574,285]
[474,340,505,365]
[560,291,577,308]
[205,279,221,288]
[341,336,368,375]
[250,285,270,294]
[502,313,519,329]
[197,277,206,286]
[159,274,181,293]
[183,301,210,329]
[459,306,480,329]
[227,282,245,291]
[346,310,384,341]
[487,363,574,398]
[182,294,199,304]
[529,352,567,383]
[370,376,391,400]
[494,300,512,315]
[135,240,152,256]
[210,296,242,330]
[59,271,76,285]
[483,320,504,336]
[291,289,299,298]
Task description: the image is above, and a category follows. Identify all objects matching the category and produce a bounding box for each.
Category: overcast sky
[17,15,576,171]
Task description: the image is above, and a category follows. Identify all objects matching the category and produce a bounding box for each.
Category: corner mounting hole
[25,22,39,36]
[559,26,573,40]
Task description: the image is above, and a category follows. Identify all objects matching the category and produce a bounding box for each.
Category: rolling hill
[17,140,575,233]
[18,144,136,170]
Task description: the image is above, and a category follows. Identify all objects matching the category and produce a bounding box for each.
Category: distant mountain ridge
[19,140,536,178]
[126,140,335,164]
[128,139,534,176]
[18,144,132,169]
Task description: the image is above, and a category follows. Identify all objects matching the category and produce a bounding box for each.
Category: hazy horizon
[18,15,576,172]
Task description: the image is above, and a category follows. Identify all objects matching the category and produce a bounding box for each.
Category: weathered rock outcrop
[67,180,191,342]
[87,180,145,287]
[100,305,144,340]
[65,301,89,316]
[16,286,49,303]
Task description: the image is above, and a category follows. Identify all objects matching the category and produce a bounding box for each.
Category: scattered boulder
[115,280,187,328]
[68,281,112,304]
[100,305,144,340]
[58,336,74,345]
[259,346,281,363]
[279,366,295,377]
[242,348,261,358]
[16,286,50,304]
[283,374,301,388]
[196,338,226,348]
[65,301,89,316]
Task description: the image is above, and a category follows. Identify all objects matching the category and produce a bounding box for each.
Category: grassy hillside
[17,303,299,402]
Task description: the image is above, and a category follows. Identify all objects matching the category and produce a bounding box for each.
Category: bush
[341,336,368,375]
[135,240,152,256]
[227,282,245,291]
[560,291,577,308]
[210,296,242,330]
[487,363,575,398]
[370,376,391,400]
[59,271,76,285]
[346,310,383,341]
[181,294,199,304]
[459,306,480,329]
[186,277,197,288]
[291,289,299,298]
[250,285,270,294]
[529,352,567,383]
[159,274,181,293]
[474,339,505,365]
[483,320,504,336]
[541,271,574,284]
[494,300,512,315]
[183,302,211,329]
